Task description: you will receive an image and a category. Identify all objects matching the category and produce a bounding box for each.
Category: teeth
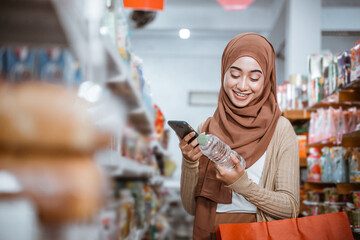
[235,92,247,97]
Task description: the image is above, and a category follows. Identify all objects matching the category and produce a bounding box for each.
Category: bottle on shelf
[197,133,246,170]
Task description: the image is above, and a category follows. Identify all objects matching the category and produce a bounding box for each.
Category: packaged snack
[326,202,344,214]
[332,147,347,183]
[321,147,333,182]
[306,190,321,202]
[307,148,321,182]
[328,57,338,95]
[6,46,36,82]
[308,54,322,79]
[303,200,319,216]
[308,112,316,144]
[322,53,334,77]
[337,51,351,88]
[314,108,325,142]
[115,0,132,62]
[38,48,70,85]
[353,191,360,208]
[324,188,339,202]
[297,135,307,159]
[289,74,308,109]
[318,202,326,215]
[335,107,345,144]
[352,209,360,228]
[350,40,360,82]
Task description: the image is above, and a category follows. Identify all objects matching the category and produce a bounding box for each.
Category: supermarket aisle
[0,0,360,239]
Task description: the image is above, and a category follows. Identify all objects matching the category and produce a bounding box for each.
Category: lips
[233,90,251,100]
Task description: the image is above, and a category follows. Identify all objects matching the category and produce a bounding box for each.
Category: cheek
[223,76,236,90]
[251,80,265,95]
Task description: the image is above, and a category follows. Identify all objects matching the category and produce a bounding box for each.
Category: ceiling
[128,0,360,31]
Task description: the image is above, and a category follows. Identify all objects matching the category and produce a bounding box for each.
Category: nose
[237,76,249,91]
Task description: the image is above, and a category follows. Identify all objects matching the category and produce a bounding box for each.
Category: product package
[350,40,360,82]
[115,0,132,63]
[6,46,36,82]
[321,147,333,182]
[350,148,360,183]
[297,135,307,159]
[332,146,347,183]
[38,48,77,86]
[337,51,351,88]
[307,148,321,182]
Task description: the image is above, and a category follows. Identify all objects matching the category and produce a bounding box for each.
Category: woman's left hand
[213,153,245,185]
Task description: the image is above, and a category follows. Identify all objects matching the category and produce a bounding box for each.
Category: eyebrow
[230,66,263,74]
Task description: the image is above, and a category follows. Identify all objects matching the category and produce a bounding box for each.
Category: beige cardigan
[180,116,299,221]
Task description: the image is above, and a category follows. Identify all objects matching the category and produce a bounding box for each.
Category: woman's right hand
[178,132,203,162]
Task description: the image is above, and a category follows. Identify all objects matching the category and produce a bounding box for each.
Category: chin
[232,97,252,107]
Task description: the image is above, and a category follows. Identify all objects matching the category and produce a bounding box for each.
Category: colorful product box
[6,46,36,82]
[38,48,79,86]
[350,40,360,82]
[337,51,351,87]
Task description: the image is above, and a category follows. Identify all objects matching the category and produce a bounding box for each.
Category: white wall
[322,35,360,53]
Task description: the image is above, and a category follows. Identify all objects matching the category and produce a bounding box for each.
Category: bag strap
[289,197,297,218]
[260,196,297,221]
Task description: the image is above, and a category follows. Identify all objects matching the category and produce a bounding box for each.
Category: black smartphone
[168,120,199,144]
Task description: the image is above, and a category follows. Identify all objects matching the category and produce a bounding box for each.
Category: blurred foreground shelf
[96,150,155,178]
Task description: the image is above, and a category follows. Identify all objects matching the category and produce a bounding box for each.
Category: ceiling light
[179,29,190,39]
[216,0,255,11]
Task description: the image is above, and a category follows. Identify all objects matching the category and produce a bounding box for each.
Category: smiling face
[223,56,265,108]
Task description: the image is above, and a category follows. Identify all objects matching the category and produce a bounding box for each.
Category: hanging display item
[123,0,164,11]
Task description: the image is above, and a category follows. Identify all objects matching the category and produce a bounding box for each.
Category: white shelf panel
[95,149,154,178]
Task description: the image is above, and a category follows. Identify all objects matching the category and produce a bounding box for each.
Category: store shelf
[128,107,154,136]
[282,109,311,123]
[300,158,307,167]
[307,79,360,111]
[304,181,360,195]
[306,130,360,150]
[150,140,170,156]
[342,130,360,147]
[107,72,154,136]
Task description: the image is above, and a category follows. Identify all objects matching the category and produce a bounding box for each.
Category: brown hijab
[193,33,281,239]
[202,32,281,168]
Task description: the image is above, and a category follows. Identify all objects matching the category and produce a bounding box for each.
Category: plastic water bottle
[197,133,246,170]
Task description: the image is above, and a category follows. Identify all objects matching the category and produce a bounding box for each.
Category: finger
[231,153,244,171]
[183,131,196,143]
[192,145,201,154]
[178,137,189,148]
[193,151,203,160]
[189,137,199,148]
[230,153,240,164]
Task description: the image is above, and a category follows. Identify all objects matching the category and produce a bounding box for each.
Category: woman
[178,33,299,239]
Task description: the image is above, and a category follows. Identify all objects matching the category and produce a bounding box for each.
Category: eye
[250,77,259,81]
[230,71,240,78]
